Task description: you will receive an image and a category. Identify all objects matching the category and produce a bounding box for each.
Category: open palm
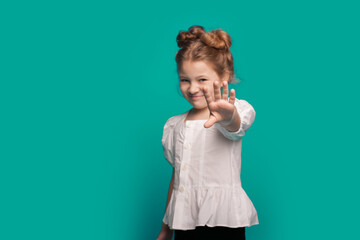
[202,80,237,128]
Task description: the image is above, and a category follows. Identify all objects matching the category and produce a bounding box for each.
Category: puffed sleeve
[214,98,256,141]
[161,117,175,167]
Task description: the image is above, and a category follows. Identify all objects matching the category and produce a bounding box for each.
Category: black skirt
[174,225,245,240]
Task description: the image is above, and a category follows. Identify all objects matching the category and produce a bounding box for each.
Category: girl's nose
[189,83,201,94]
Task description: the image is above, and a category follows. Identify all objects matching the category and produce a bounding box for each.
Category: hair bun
[176,25,205,48]
[201,29,232,50]
[176,26,232,50]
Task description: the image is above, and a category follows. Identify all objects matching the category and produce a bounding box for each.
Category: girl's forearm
[161,168,175,232]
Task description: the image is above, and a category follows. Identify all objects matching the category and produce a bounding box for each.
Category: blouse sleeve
[161,117,175,167]
[214,98,256,141]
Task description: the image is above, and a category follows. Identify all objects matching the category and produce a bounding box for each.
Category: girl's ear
[220,72,230,86]
[220,80,226,88]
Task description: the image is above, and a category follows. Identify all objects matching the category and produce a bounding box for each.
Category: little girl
[156,25,259,240]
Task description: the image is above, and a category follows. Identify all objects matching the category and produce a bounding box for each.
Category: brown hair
[175,25,240,84]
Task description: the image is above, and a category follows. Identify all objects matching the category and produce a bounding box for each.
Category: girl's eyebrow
[179,75,208,78]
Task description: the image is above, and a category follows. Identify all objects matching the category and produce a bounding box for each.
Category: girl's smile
[190,95,204,99]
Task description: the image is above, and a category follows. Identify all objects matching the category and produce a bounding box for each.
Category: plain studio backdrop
[0,0,359,239]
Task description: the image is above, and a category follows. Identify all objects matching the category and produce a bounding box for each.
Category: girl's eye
[199,79,207,82]
[180,79,189,82]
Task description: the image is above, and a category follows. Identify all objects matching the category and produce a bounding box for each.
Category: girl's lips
[190,95,203,99]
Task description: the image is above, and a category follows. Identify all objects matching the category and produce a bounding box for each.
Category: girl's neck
[186,107,210,120]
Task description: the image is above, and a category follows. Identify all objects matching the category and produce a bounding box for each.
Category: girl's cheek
[207,86,215,95]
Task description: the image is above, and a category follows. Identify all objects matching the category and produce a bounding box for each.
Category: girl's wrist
[219,108,237,127]
[219,108,241,132]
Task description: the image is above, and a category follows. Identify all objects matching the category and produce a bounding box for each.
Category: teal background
[1,0,359,239]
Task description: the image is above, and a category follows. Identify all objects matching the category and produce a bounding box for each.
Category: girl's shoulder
[235,98,253,105]
[164,110,188,127]
[235,98,255,112]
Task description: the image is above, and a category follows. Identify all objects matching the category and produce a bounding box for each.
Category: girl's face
[179,60,227,111]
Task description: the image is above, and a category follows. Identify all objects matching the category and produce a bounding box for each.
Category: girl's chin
[186,98,207,108]
[191,104,208,110]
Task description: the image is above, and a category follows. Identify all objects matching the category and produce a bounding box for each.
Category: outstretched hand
[202,80,238,128]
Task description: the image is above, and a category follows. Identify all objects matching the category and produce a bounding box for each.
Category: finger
[222,81,229,101]
[204,115,217,128]
[229,88,236,105]
[213,81,221,101]
[202,86,213,106]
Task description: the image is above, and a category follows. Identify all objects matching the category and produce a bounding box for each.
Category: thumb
[204,115,217,128]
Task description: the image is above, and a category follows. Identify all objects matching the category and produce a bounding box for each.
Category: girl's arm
[160,168,175,233]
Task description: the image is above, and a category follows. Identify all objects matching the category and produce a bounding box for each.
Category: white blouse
[161,98,259,230]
